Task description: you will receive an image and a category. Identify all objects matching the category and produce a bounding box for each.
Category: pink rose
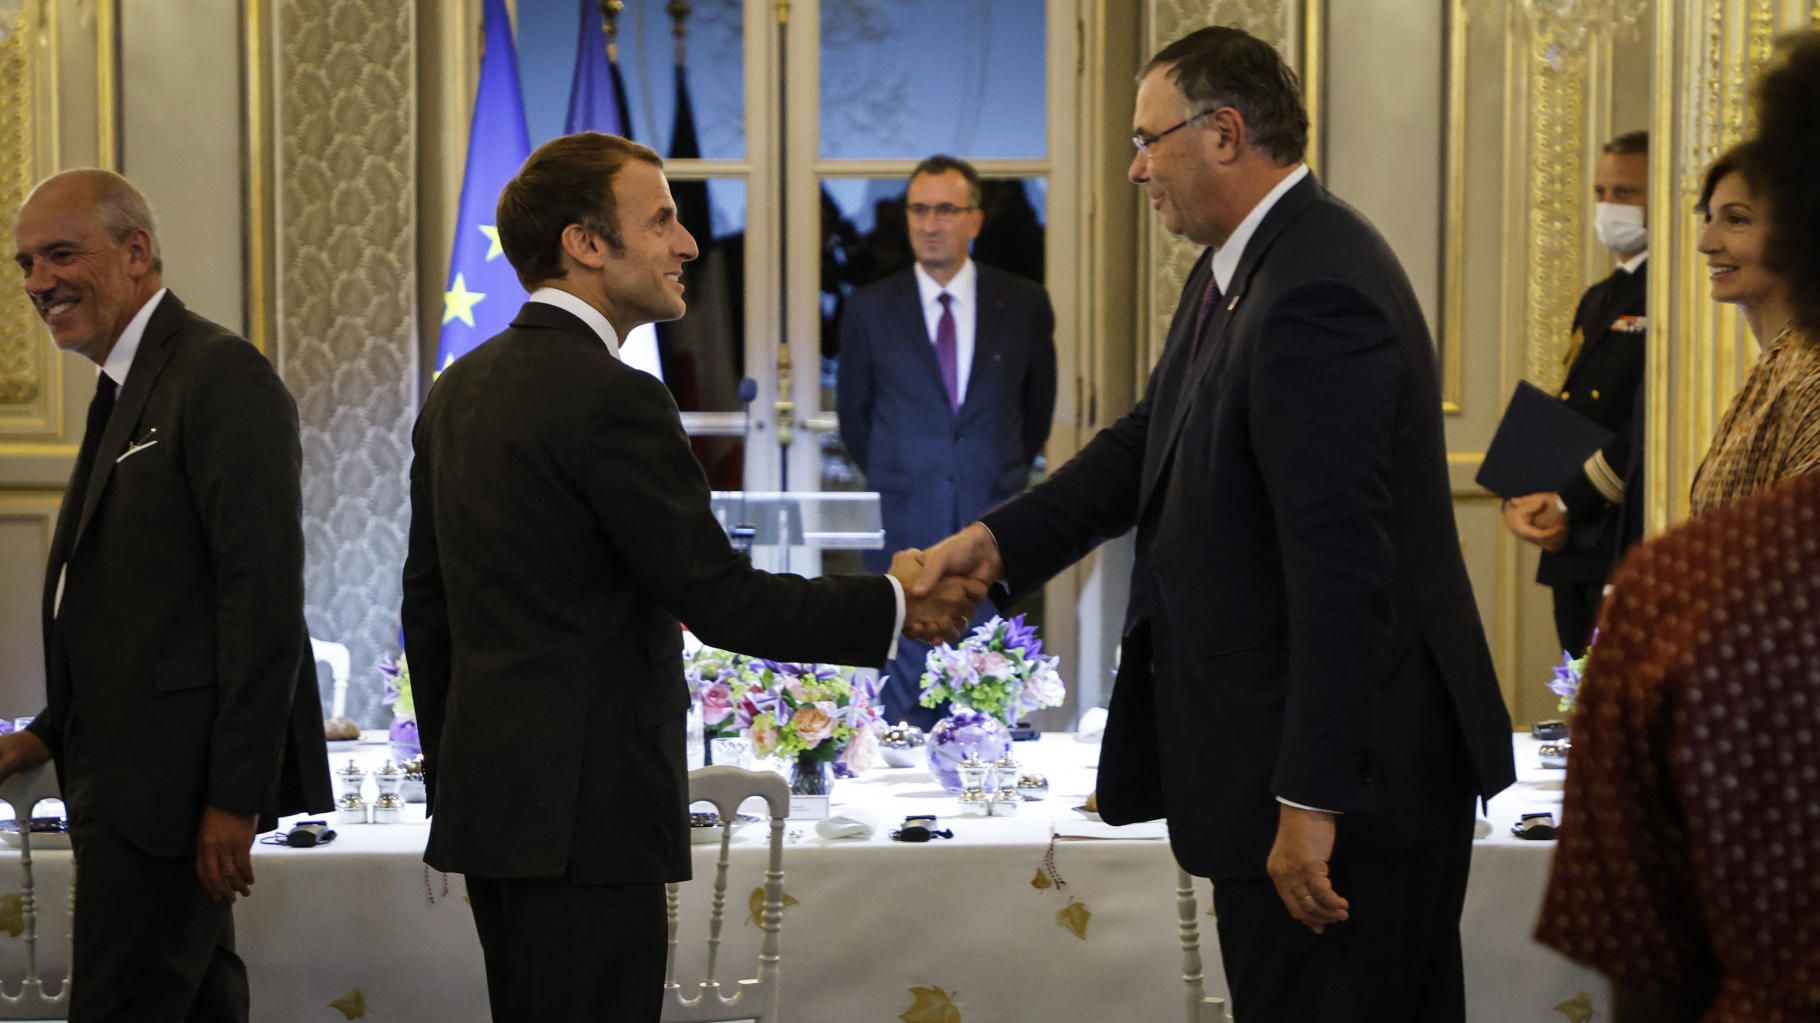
[791,702,837,747]
[751,719,781,758]
[700,683,734,726]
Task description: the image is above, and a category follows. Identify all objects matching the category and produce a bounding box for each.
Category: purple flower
[1001,613,1042,659]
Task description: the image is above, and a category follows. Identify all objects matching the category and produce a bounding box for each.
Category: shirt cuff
[1277,796,1343,815]
[884,573,905,661]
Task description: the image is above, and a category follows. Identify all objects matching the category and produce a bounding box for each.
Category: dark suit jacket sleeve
[401,414,452,791]
[184,342,310,815]
[836,299,874,473]
[1022,290,1058,466]
[1249,281,1400,813]
[586,370,898,666]
[980,394,1148,602]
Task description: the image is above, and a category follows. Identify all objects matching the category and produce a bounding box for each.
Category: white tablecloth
[0,735,1605,1021]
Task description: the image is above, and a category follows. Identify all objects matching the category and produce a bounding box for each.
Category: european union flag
[436,0,532,373]
[564,0,632,137]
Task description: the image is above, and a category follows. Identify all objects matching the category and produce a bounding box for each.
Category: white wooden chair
[662,766,789,1022]
[0,763,71,1019]
[1176,867,1231,1023]
[310,637,351,719]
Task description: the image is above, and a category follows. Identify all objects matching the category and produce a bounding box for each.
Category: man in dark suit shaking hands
[913,28,1515,1022]
[837,155,1056,727]
[0,169,331,1020]
[402,132,982,1022]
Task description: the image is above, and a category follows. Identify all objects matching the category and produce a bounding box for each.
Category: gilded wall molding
[1140,0,1311,376]
[276,0,418,723]
[0,1,38,407]
[1521,34,1588,391]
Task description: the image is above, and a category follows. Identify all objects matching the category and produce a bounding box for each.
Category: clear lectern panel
[708,492,884,574]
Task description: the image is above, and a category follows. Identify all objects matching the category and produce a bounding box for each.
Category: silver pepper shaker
[371,759,406,824]
[957,786,991,817]
[334,758,368,825]
[989,755,1022,816]
[956,753,990,793]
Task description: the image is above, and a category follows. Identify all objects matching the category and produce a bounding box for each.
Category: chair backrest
[311,637,351,720]
[1176,867,1229,1023]
[0,763,71,1019]
[662,766,790,1023]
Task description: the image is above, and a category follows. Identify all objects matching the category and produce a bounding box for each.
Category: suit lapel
[1562,262,1646,389]
[69,294,186,556]
[959,270,1009,421]
[1139,175,1322,515]
[890,271,953,408]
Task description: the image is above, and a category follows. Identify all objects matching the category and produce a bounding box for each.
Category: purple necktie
[935,292,960,414]
[1191,272,1222,360]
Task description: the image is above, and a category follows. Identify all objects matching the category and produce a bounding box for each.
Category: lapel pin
[1227,292,1242,312]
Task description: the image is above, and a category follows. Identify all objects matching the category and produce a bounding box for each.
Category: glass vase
[789,751,834,797]
[926,708,1014,793]
[387,715,421,761]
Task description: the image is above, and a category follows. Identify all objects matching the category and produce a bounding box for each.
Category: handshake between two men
[886,523,1005,645]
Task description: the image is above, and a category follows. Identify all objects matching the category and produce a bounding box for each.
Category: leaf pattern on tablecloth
[0,892,22,937]
[1030,867,1052,890]
[899,985,962,1023]
[1056,898,1091,940]
[745,886,799,926]
[1553,991,1595,1022]
[328,986,367,1019]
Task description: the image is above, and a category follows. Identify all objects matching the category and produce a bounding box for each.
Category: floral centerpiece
[1547,630,1596,718]
[379,652,419,759]
[736,660,881,795]
[684,645,751,744]
[918,615,1065,792]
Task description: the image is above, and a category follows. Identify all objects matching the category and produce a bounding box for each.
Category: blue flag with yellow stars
[563,0,631,137]
[436,0,532,374]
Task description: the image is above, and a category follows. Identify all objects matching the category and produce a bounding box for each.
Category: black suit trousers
[1212,795,1477,1023]
[466,875,666,1022]
[1550,579,1605,656]
[65,801,246,1022]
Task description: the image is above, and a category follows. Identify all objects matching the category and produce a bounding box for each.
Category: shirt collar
[913,257,977,309]
[1211,163,1310,293]
[528,287,621,360]
[1619,250,1648,275]
[101,287,169,390]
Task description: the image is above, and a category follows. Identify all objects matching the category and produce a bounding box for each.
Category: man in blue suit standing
[837,155,1058,728]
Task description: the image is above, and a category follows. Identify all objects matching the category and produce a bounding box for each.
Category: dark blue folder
[1475,381,1614,499]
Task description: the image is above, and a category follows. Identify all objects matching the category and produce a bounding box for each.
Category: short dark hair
[1603,130,1649,156]
[1695,139,1765,216]
[908,155,982,207]
[1142,26,1308,165]
[1754,29,1820,329]
[495,131,662,289]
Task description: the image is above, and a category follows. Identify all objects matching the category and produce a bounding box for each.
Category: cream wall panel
[1323,0,1443,335]
[0,500,56,719]
[119,0,245,332]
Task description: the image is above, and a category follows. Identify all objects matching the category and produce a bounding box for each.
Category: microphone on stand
[731,377,759,555]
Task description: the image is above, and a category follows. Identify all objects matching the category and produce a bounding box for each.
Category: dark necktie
[1190,271,1223,360]
[935,292,960,414]
[63,374,118,539]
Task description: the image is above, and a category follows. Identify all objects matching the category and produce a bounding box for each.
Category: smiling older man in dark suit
[913,28,1515,1023]
[0,169,330,1021]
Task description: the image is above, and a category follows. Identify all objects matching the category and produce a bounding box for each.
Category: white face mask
[1594,202,1648,256]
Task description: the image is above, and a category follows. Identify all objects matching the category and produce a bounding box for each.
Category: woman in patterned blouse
[1687,140,1819,514]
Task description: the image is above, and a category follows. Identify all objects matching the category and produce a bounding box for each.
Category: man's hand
[0,730,50,787]
[195,806,259,903]
[1266,804,1349,934]
[911,523,1004,599]
[890,549,987,643]
[1502,493,1568,551]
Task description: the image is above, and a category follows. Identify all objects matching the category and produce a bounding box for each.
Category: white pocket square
[115,438,159,463]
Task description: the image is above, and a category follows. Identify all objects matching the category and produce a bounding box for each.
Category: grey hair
[29,169,163,273]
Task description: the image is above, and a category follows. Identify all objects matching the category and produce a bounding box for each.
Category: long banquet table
[0,734,1605,1021]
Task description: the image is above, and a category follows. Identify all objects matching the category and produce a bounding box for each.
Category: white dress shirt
[1618,249,1648,275]
[527,289,908,643]
[914,258,979,406]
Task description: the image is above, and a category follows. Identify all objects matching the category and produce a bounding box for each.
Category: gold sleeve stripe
[1584,450,1626,504]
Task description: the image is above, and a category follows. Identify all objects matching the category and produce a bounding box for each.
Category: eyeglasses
[906,202,978,222]
[1131,108,1219,157]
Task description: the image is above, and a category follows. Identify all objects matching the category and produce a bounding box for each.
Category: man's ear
[123,228,156,275]
[559,223,610,272]
[1207,107,1246,162]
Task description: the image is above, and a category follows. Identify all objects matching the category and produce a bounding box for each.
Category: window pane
[517,0,746,160]
[819,0,1047,160]
[818,175,1048,500]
